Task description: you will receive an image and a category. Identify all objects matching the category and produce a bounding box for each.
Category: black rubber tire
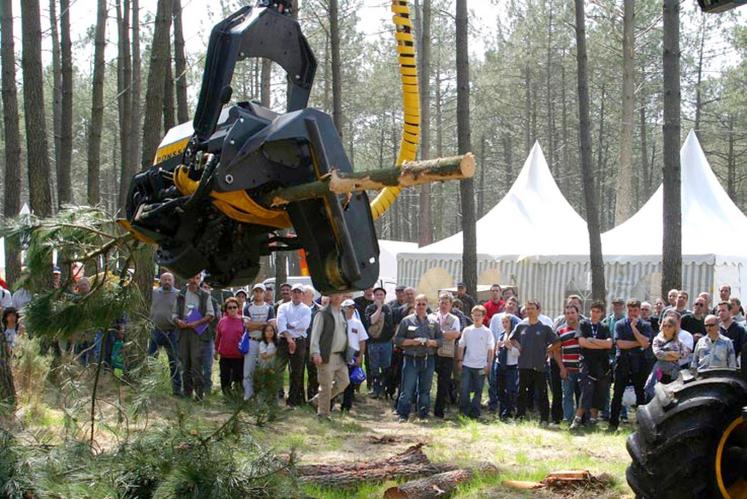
[626,368,747,499]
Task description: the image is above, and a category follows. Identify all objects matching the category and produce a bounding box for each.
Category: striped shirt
[558,325,581,372]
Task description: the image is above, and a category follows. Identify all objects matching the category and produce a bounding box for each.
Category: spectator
[11,284,31,311]
[553,295,584,330]
[276,283,312,406]
[692,315,737,371]
[456,282,476,312]
[714,285,731,314]
[718,301,746,368]
[394,287,417,325]
[682,296,707,343]
[110,322,126,380]
[309,294,350,420]
[214,297,245,397]
[571,301,612,430]
[255,323,280,405]
[730,297,745,326]
[365,287,395,399]
[52,266,62,289]
[663,310,693,369]
[200,282,221,394]
[641,301,659,333]
[395,294,443,422]
[653,298,665,320]
[698,292,712,316]
[488,296,520,412]
[259,324,278,368]
[263,284,274,305]
[274,282,292,314]
[450,299,472,329]
[601,297,626,419]
[666,288,679,309]
[2,307,23,354]
[172,273,215,401]
[456,305,494,419]
[234,288,248,312]
[510,299,561,425]
[495,313,520,419]
[608,300,652,431]
[483,284,505,323]
[341,299,368,413]
[243,283,275,400]
[558,304,582,423]
[389,287,418,401]
[644,316,685,399]
[354,288,374,328]
[303,285,321,402]
[388,285,406,311]
[550,296,585,424]
[148,272,181,396]
[430,292,461,419]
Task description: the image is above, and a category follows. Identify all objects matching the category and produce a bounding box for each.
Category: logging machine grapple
[121,0,421,293]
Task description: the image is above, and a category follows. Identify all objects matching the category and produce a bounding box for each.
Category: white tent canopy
[377,239,418,279]
[415,142,589,257]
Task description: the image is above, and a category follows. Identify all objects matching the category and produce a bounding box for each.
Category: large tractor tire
[626,369,747,499]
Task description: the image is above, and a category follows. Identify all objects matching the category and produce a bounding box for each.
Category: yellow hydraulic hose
[369,0,420,220]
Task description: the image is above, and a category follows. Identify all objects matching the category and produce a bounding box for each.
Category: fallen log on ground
[383,463,499,499]
[296,443,455,488]
[502,469,615,493]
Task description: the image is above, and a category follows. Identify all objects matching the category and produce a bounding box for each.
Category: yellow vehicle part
[715,415,747,499]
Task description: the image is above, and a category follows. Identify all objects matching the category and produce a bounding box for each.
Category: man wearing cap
[242,283,275,400]
[456,283,476,313]
[395,294,443,421]
[365,286,395,399]
[276,283,312,406]
[430,292,460,418]
[148,272,181,396]
[309,293,350,419]
[274,282,292,314]
[303,285,322,401]
[341,299,368,412]
[234,288,248,313]
[388,285,406,311]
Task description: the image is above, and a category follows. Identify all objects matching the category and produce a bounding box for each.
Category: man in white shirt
[430,292,460,418]
[276,283,312,406]
[341,299,368,412]
[456,305,495,419]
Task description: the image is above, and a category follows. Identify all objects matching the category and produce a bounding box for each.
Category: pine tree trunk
[726,114,735,202]
[116,0,133,211]
[59,0,73,206]
[329,0,342,135]
[478,135,486,216]
[694,14,706,140]
[545,4,554,172]
[141,0,172,168]
[560,61,570,194]
[0,331,15,408]
[418,0,432,247]
[172,0,189,123]
[615,0,635,225]
[49,0,62,206]
[434,68,443,241]
[87,0,107,206]
[574,0,605,302]
[661,0,682,297]
[456,0,476,297]
[524,66,531,155]
[1,0,23,287]
[130,0,142,169]
[261,58,272,107]
[21,0,53,217]
[163,37,175,133]
[639,94,649,204]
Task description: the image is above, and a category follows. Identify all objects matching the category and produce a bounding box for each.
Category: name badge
[408,326,418,331]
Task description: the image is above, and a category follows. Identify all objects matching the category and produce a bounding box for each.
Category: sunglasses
[226,305,238,309]
[694,303,705,307]
[705,323,718,328]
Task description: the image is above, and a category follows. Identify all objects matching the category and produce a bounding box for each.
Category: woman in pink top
[215,297,246,396]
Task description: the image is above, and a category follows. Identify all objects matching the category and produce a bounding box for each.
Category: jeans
[242,338,261,399]
[549,361,563,424]
[460,366,486,418]
[367,342,393,397]
[561,371,581,422]
[397,355,435,419]
[148,329,181,394]
[487,359,499,411]
[495,363,518,418]
[517,368,549,422]
[434,355,455,417]
[202,340,214,393]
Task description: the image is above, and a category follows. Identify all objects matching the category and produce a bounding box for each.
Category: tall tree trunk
[0,315,14,407]
[456,0,476,296]
[478,135,486,216]
[639,94,649,204]
[418,0,432,246]
[560,60,570,194]
[130,0,142,170]
[21,0,53,217]
[694,13,706,140]
[434,69,444,241]
[523,66,531,155]
[502,131,513,182]
[1,0,23,287]
[329,0,342,134]
[545,1,554,171]
[261,58,272,107]
[87,0,107,206]
[141,0,173,168]
[116,0,133,211]
[615,0,635,224]
[661,0,682,297]
[595,84,606,223]
[58,0,73,206]
[49,0,62,205]
[163,36,175,132]
[726,114,736,201]
[574,0,605,302]
[172,0,189,123]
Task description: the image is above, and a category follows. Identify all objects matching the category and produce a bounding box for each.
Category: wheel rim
[715,415,747,499]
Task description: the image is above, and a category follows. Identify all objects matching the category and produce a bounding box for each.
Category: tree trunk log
[384,464,498,499]
[262,154,475,207]
[0,329,16,408]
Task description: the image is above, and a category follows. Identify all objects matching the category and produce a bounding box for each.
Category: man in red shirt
[557,304,582,423]
[483,284,505,323]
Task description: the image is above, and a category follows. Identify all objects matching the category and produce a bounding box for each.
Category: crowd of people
[3,269,746,430]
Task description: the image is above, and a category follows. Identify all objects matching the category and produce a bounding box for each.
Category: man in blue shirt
[608,299,653,431]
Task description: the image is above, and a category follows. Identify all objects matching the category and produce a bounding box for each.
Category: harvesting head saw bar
[123,1,380,292]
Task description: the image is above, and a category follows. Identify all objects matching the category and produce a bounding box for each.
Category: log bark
[87,0,107,206]
[59,0,74,206]
[262,154,475,207]
[296,444,454,488]
[384,464,498,499]
[172,0,189,123]
[615,0,635,225]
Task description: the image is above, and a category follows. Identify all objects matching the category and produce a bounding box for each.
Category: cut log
[296,443,455,488]
[262,153,476,207]
[383,464,498,499]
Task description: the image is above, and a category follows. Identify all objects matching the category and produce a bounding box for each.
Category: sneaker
[589,418,598,426]
[398,417,408,423]
[570,417,583,430]
[539,420,549,428]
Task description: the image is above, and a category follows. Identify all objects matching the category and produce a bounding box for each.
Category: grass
[7,358,636,498]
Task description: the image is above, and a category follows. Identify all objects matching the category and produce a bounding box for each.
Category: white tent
[377,239,418,280]
[398,143,593,314]
[0,237,4,280]
[600,130,747,301]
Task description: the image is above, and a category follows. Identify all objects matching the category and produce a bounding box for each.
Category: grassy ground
[8,350,635,498]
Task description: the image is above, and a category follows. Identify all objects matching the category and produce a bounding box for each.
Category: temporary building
[397,142,593,317]
[600,130,747,302]
[377,239,418,280]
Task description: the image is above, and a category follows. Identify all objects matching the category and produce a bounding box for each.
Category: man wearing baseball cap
[456,282,476,313]
[242,282,275,400]
[276,283,312,406]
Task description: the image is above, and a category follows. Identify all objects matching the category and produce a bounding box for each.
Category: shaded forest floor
[7,350,635,498]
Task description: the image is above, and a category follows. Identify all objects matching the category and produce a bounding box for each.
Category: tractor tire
[626,368,747,499]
